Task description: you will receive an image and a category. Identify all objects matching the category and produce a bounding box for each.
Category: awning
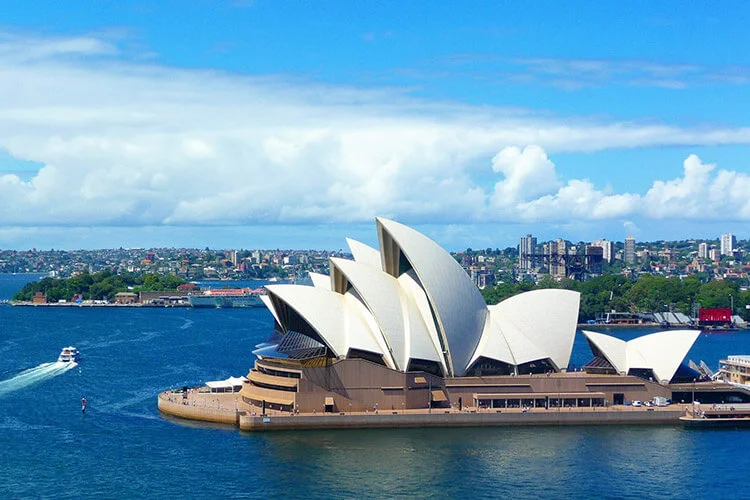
[431,390,448,402]
[206,376,248,390]
[325,396,334,406]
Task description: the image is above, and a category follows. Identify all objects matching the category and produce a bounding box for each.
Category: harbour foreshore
[158,387,684,432]
[10,301,189,307]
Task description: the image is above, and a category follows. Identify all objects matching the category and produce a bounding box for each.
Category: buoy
[81,396,87,413]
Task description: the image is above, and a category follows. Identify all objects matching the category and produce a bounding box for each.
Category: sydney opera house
[235,217,705,416]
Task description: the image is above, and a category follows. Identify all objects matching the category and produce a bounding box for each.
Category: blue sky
[1,1,750,250]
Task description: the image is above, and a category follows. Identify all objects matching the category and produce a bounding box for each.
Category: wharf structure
[159,217,750,431]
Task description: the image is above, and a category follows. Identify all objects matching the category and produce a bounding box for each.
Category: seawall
[237,408,683,431]
[158,391,242,425]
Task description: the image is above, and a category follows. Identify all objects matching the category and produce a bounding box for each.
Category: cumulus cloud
[642,154,715,217]
[1,31,750,233]
[491,145,560,207]
[641,154,750,219]
[518,180,640,221]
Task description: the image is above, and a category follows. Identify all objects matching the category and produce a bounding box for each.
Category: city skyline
[2,3,750,250]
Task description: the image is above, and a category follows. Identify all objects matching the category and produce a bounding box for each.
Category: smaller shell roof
[582,329,700,383]
[488,289,580,370]
[266,284,388,361]
[346,238,382,269]
[308,272,332,290]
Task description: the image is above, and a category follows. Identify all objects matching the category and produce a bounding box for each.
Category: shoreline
[9,301,189,308]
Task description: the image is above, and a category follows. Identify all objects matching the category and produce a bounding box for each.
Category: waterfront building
[718,356,750,385]
[32,291,47,304]
[519,234,537,271]
[114,292,138,304]
[624,235,636,265]
[721,233,736,256]
[232,218,696,415]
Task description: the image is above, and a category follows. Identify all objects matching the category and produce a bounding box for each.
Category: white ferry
[187,288,264,308]
[58,346,80,363]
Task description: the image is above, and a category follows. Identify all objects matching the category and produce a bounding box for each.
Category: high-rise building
[624,235,636,265]
[709,248,720,261]
[698,242,708,259]
[721,233,736,256]
[592,238,614,263]
[519,234,537,271]
[553,238,567,277]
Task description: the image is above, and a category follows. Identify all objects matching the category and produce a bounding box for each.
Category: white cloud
[642,154,715,217]
[0,32,117,62]
[491,145,560,207]
[641,155,750,220]
[2,31,750,234]
[518,180,640,221]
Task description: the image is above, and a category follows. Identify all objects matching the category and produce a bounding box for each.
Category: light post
[692,378,696,417]
[428,379,432,414]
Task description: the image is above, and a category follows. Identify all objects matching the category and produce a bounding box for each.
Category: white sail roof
[342,290,396,369]
[346,238,382,269]
[259,294,281,327]
[396,271,449,374]
[582,330,627,372]
[256,217,581,378]
[330,257,441,371]
[376,217,488,376]
[308,272,332,290]
[469,310,516,367]
[582,329,700,383]
[488,289,580,370]
[265,284,385,360]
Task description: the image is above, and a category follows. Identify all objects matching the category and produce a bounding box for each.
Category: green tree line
[13,271,185,303]
[481,274,750,322]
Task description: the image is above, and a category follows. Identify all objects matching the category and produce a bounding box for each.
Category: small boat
[58,346,80,363]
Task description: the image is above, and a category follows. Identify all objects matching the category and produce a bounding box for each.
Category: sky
[2,1,750,251]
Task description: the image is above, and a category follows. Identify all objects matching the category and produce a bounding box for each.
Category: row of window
[476,397,606,409]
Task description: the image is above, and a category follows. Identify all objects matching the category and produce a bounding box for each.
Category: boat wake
[0,361,78,397]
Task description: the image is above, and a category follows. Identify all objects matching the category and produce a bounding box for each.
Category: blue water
[2,273,750,498]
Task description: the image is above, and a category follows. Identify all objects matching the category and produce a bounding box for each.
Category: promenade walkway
[158,386,684,431]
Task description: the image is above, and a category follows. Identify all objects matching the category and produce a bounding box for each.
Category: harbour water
[2,273,750,498]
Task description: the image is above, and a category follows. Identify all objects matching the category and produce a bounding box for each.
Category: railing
[727,356,750,367]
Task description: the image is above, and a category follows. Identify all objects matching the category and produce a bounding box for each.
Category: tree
[696,280,739,309]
